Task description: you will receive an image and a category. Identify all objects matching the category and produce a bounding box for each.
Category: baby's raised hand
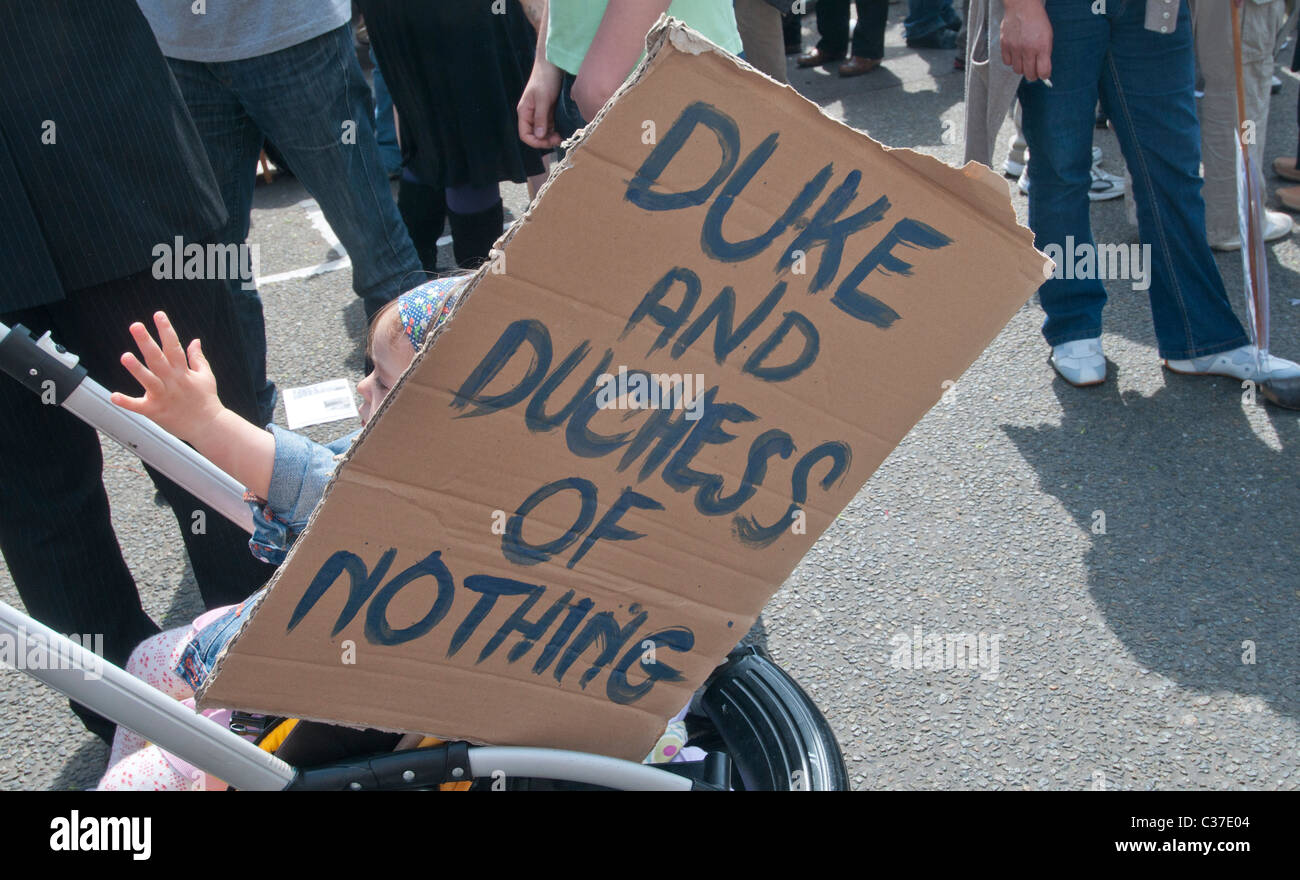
[110,311,223,442]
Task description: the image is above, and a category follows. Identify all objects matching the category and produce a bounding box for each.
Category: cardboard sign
[201,19,1047,760]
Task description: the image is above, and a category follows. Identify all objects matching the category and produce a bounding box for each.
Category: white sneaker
[1004,134,1028,178]
[1164,345,1300,381]
[1209,210,1294,251]
[1087,165,1125,200]
[1011,146,1105,188]
[1019,165,1124,201]
[1051,337,1107,386]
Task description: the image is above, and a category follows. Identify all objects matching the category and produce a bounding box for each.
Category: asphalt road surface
[3,13,1297,790]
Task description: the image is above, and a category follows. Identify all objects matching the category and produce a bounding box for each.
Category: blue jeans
[168,24,422,423]
[904,0,960,39]
[369,45,403,178]
[1019,0,1248,359]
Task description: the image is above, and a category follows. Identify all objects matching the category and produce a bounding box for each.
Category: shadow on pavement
[49,738,108,792]
[1003,376,1298,718]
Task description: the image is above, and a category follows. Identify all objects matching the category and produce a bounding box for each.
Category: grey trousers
[1190,0,1287,243]
[735,0,789,84]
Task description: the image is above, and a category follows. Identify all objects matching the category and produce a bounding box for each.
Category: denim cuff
[264,424,344,523]
[245,425,357,565]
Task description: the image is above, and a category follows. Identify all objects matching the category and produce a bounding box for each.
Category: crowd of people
[1,0,1297,789]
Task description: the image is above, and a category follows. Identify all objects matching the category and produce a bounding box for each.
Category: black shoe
[906,30,957,50]
[448,200,505,270]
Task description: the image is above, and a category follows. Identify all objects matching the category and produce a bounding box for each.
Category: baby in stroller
[97,277,703,790]
[99,277,462,789]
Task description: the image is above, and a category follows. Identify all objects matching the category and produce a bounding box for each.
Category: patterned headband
[397,275,467,351]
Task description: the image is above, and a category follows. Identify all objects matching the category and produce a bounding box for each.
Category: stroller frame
[0,320,847,791]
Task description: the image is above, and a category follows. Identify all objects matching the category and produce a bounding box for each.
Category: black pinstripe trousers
[1,268,277,742]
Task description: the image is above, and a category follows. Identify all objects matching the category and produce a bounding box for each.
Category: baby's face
[357,315,414,425]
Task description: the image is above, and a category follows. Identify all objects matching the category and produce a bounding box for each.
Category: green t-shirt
[546,1,743,76]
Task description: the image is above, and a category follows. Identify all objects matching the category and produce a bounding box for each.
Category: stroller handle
[0,599,296,790]
[0,321,254,534]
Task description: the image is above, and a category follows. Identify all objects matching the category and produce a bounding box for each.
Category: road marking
[259,199,350,286]
[258,255,351,286]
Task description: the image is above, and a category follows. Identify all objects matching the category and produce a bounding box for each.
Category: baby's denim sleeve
[247,425,358,566]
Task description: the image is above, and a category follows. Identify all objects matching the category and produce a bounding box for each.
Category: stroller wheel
[687,646,849,791]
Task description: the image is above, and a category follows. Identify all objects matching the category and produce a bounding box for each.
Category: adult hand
[519,63,564,149]
[111,311,224,443]
[1001,0,1053,82]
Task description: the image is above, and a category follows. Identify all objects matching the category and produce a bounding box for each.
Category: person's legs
[166,57,276,425]
[850,0,889,60]
[735,0,790,82]
[398,171,447,274]
[59,270,279,608]
[814,0,851,56]
[446,184,504,270]
[1020,1,1110,347]
[1193,0,1285,245]
[368,44,403,178]
[0,269,272,742]
[783,7,804,53]
[1101,0,1249,359]
[106,627,199,765]
[905,0,956,40]
[0,306,160,743]
[227,23,423,320]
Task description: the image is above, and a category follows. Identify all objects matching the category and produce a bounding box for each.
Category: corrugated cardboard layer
[201,18,1047,761]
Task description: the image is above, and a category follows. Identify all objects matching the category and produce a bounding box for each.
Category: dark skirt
[358,0,546,188]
